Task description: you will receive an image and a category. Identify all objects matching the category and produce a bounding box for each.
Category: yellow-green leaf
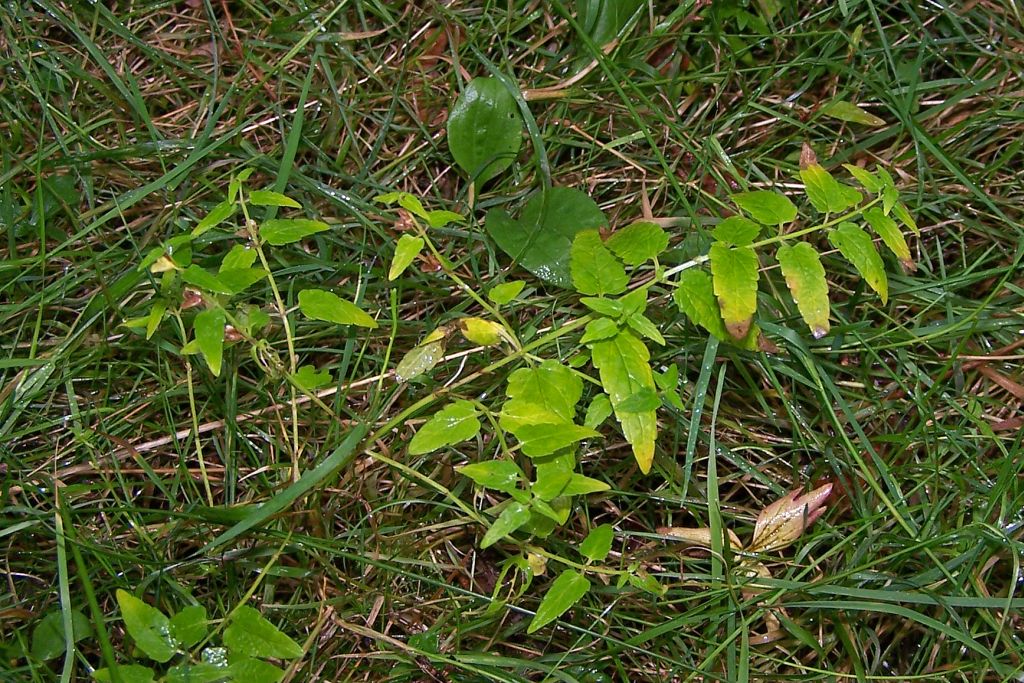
[892,201,919,235]
[389,234,424,281]
[579,524,614,562]
[116,590,177,663]
[409,400,481,455]
[776,242,830,338]
[192,201,236,237]
[488,280,525,304]
[298,289,378,328]
[605,221,669,265]
[589,329,657,473]
[394,338,446,383]
[842,164,883,193]
[864,207,914,270]
[459,317,505,347]
[260,218,330,245]
[247,189,301,208]
[821,100,887,127]
[731,191,797,226]
[673,270,729,340]
[828,222,888,303]
[457,461,523,494]
[709,243,759,339]
[800,164,862,214]
[712,216,760,247]
[570,230,628,296]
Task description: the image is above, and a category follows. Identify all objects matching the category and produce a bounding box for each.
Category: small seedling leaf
[528,569,590,633]
[673,270,729,340]
[488,280,525,304]
[828,222,888,303]
[579,524,614,562]
[248,189,301,208]
[220,244,258,271]
[583,394,613,429]
[181,265,233,295]
[712,216,760,247]
[731,191,797,226]
[31,609,92,661]
[605,221,669,265]
[409,400,481,454]
[709,243,759,339]
[821,100,887,127]
[193,308,226,377]
[260,218,330,245]
[217,267,268,294]
[223,605,303,659]
[291,365,332,391]
[447,77,523,185]
[457,461,523,494]
[298,289,378,328]
[116,589,177,663]
[776,242,830,338]
[389,234,424,281]
[571,230,628,296]
[480,502,531,548]
[459,317,505,347]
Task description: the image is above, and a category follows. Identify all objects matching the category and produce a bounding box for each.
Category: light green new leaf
[579,524,614,562]
[217,267,268,294]
[821,99,887,127]
[731,191,797,225]
[480,502,531,548]
[459,317,505,347]
[515,423,599,458]
[532,456,573,500]
[800,164,862,214]
[291,364,332,391]
[776,242,830,338]
[828,222,888,303]
[892,201,919,235]
[561,473,611,495]
[225,658,284,683]
[425,210,464,228]
[488,280,525,304]
[389,234,424,281]
[224,606,303,659]
[876,167,899,214]
[181,265,233,295]
[673,270,729,340]
[192,201,236,238]
[93,665,156,683]
[298,289,378,328]
[168,606,207,650]
[116,589,177,663]
[605,221,669,265]
[580,296,623,318]
[528,570,591,633]
[580,317,619,344]
[457,461,523,494]
[220,244,258,271]
[589,329,657,473]
[260,218,330,245]
[583,394,613,429]
[842,164,883,193]
[570,229,628,296]
[864,207,914,270]
[447,77,523,185]
[626,313,665,345]
[409,400,481,455]
[618,387,661,413]
[709,243,759,339]
[193,308,226,377]
[247,189,301,208]
[394,333,446,383]
[145,299,167,340]
[712,216,760,247]
[505,360,583,425]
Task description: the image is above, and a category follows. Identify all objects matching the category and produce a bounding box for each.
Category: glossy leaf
[486,187,607,289]
[709,243,759,339]
[625,313,664,345]
[514,423,599,458]
[864,207,914,270]
[447,77,523,185]
[193,308,226,377]
[168,605,207,650]
[842,164,883,193]
[92,665,156,683]
[389,235,424,281]
[459,317,505,347]
[776,242,830,338]
[579,524,614,562]
[457,460,523,494]
[165,663,226,683]
[488,280,525,304]
[571,230,628,296]
[731,191,797,226]
[298,289,378,328]
[248,189,301,208]
[821,99,886,127]
[605,221,669,265]
[673,270,729,340]
[409,400,481,454]
[223,605,303,659]
[116,589,177,663]
[580,296,623,318]
[528,569,590,633]
[800,164,862,214]
[31,609,92,661]
[394,338,446,383]
[480,502,532,548]
[259,218,330,245]
[828,222,888,303]
[589,329,657,473]
[580,317,620,344]
[712,216,760,247]
[192,201,236,238]
[502,360,582,429]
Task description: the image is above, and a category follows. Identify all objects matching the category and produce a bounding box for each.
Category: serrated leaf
[291,364,332,391]
[625,313,664,345]
[389,235,424,281]
[583,394,612,429]
[447,77,523,185]
[116,589,177,663]
[459,317,505,346]
[226,657,284,683]
[560,473,611,495]
[673,270,729,340]
[487,188,607,289]
[579,524,614,562]
[217,267,268,294]
[409,400,480,455]
[527,569,590,633]
[842,164,883,193]
[731,191,797,225]
[605,221,669,265]
[223,605,303,659]
[168,606,207,650]
[828,223,888,303]
[800,164,862,214]
[503,360,583,428]
[220,244,258,271]
[821,100,887,127]
[488,280,525,304]
[571,230,628,296]
[181,265,233,295]
[709,243,759,339]
[776,242,830,338]
[712,216,760,247]
[580,317,620,344]
[93,665,156,683]
[515,423,599,458]
[248,189,301,208]
[480,502,532,548]
[31,609,92,661]
[298,289,378,328]
[864,207,914,270]
[394,338,446,383]
[589,329,657,473]
[259,218,330,245]
[192,201,236,237]
[457,461,523,494]
[194,308,226,377]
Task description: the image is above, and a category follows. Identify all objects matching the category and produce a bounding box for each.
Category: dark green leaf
[527,570,590,633]
[605,221,669,265]
[92,665,156,683]
[457,461,523,494]
[731,191,797,225]
[828,222,888,303]
[169,605,207,650]
[116,589,177,663]
[776,242,830,338]
[579,524,614,562]
[259,218,330,245]
[194,308,226,377]
[298,289,378,328]
[578,0,644,46]
[224,606,302,659]
[480,502,532,548]
[709,243,759,339]
[447,77,523,185]
[409,400,481,454]
[31,609,92,661]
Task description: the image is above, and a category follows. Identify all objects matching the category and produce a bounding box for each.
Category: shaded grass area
[2,0,1023,680]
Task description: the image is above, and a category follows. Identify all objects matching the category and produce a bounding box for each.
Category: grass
[2,0,1023,681]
